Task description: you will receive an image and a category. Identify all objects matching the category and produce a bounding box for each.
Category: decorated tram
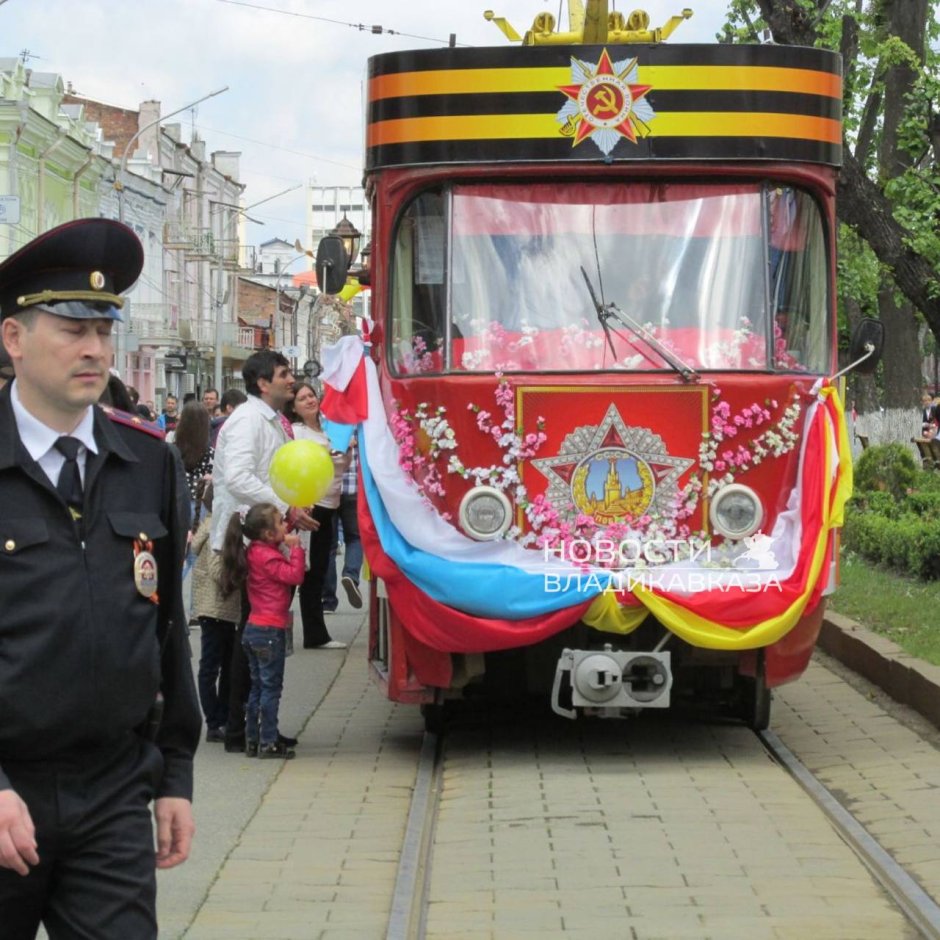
[316,3,883,729]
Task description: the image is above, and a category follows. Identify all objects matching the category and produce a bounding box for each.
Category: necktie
[54,436,84,512]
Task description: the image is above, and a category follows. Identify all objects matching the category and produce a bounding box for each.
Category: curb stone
[819,612,940,729]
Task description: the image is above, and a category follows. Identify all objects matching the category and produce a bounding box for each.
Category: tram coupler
[551,645,672,718]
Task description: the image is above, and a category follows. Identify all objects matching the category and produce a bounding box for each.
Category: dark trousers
[224,589,251,746]
[299,505,336,648]
[0,735,163,940]
[323,494,362,606]
[197,616,236,730]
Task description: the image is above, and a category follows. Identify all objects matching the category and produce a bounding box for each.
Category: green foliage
[837,226,882,316]
[720,1,940,335]
[844,459,940,580]
[843,510,940,580]
[852,442,919,499]
[848,488,896,515]
[903,488,940,516]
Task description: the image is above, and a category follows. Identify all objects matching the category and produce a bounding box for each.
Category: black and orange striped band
[366,43,842,170]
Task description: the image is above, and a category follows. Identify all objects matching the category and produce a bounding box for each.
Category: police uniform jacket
[0,384,200,799]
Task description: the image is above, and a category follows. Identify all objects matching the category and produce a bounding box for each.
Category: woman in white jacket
[288,383,349,648]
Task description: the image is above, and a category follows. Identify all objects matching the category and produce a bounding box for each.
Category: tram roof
[365,43,842,172]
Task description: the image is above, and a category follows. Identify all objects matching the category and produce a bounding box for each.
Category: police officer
[0,218,200,939]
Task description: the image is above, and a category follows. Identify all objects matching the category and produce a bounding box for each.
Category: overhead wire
[193,123,360,172]
[207,0,464,46]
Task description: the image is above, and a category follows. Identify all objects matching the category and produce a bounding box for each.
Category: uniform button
[139,532,148,541]
[4,539,14,552]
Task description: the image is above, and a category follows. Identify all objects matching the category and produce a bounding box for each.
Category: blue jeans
[323,494,363,606]
[242,623,287,747]
[182,497,197,580]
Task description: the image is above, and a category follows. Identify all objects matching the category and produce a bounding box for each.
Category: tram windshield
[390,181,829,375]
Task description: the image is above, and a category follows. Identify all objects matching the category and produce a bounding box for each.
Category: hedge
[843,447,940,579]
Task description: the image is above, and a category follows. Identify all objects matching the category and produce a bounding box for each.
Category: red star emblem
[558,50,651,146]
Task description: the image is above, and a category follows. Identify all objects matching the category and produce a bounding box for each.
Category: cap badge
[89,271,106,291]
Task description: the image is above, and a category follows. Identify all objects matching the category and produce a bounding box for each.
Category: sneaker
[205,727,225,743]
[224,735,246,753]
[258,741,295,759]
[277,732,298,748]
[315,639,347,650]
[245,740,259,758]
[341,576,363,609]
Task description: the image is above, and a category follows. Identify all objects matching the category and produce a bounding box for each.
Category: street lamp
[329,214,361,268]
[355,241,372,286]
[117,85,229,223]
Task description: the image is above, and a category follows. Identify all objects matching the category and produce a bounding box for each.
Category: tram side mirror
[315,236,348,296]
[847,317,885,375]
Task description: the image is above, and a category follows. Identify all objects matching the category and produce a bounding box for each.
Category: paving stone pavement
[159,613,940,939]
[774,658,940,906]
[427,711,915,939]
[178,615,423,940]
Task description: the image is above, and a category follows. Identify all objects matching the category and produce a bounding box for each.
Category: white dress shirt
[210,394,290,551]
[10,379,99,490]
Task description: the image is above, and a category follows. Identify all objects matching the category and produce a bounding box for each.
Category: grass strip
[829,553,940,666]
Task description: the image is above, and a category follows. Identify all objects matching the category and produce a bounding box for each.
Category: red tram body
[322,7,861,729]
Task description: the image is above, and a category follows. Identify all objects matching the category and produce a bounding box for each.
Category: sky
[6,0,728,252]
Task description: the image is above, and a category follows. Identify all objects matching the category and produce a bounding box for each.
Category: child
[191,483,240,742]
[220,503,305,759]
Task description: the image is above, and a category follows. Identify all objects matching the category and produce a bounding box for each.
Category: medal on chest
[133,537,159,603]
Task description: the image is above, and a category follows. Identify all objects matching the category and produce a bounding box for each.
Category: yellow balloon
[269,439,333,507]
[338,281,362,302]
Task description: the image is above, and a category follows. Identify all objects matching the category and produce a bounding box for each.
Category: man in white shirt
[210,349,317,752]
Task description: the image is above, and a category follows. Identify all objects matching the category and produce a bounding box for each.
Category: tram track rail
[387,732,442,940]
[759,729,940,940]
[387,717,940,939]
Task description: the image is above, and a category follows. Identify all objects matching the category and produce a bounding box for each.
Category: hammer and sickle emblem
[592,85,620,116]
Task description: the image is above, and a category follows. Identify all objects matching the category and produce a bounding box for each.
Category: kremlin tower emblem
[532,405,692,525]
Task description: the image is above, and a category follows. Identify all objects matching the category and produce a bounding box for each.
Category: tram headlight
[709,483,764,540]
[458,486,512,541]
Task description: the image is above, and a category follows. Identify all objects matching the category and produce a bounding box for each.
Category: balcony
[177,318,258,359]
[126,302,179,344]
[163,223,238,264]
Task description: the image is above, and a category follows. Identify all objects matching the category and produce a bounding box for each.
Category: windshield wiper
[580,266,617,361]
[580,266,699,383]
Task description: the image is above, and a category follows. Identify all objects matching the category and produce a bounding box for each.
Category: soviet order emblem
[557,49,655,156]
[89,271,106,290]
[533,404,693,526]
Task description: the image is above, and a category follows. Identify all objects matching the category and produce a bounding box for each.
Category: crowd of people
[151,353,362,760]
[94,359,360,759]
[0,218,365,937]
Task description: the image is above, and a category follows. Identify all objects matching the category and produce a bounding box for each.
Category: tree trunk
[878,289,922,407]
[875,0,927,408]
[843,295,879,413]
